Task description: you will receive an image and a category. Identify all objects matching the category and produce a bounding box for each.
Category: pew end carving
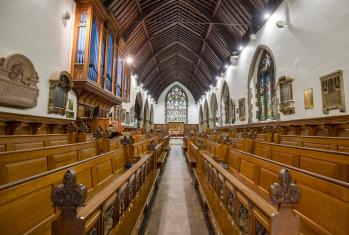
[51,169,87,235]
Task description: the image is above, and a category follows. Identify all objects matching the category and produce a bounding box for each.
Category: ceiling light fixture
[264,12,271,20]
[126,56,133,64]
[224,64,229,69]
[238,45,244,51]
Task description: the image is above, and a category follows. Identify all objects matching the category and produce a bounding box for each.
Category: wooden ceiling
[104,0,282,101]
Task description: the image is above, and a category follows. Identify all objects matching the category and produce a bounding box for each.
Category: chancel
[0,0,349,235]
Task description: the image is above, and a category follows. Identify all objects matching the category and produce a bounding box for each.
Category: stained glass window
[165,86,188,123]
[256,51,276,121]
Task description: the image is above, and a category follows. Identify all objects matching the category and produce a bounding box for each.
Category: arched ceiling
[103,0,282,101]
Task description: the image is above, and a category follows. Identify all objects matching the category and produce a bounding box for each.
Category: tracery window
[256,50,276,121]
[166,86,188,123]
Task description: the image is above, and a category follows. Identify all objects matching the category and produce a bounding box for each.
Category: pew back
[0,141,99,184]
[0,134,72,152]
[275,134,349,153]
[254,141,349,182]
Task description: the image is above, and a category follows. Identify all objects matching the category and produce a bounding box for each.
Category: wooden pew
[193,137,228,163]
[79,155,158,235]
[155,142,167,169]
[0,148,125,235]
[163,134,170,151]
[274,134,349,153]
[0,138,122,184]
[186,141,199,168]
[127,137,158,163]
[0,134,73,152]
[227,148,349,235]
[253,141,349,182]
[194,153,300,235]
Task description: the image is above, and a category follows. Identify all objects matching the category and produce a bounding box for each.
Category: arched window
[166,86,188,123]
[256,50,276,121]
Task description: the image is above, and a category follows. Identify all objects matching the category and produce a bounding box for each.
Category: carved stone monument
[48,71,73,115]
[0,53,39,108]
[278,76,295,115]
[320,70,346,114]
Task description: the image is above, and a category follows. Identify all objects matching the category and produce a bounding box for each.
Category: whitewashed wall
[200,0,349,126]
[0,0,77,119]
[154,82,199,124]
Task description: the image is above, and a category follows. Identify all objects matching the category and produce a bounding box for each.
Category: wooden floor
[144,139,210,235]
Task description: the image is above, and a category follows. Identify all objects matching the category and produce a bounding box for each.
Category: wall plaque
[320,70,346,114]
[239,98,246,121]
[278,76,295,115]
[0,53,39,108]
[48,71,73,115]
[304,88,314,110]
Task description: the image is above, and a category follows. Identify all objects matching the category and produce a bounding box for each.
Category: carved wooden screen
[165,86,188,123]
[256,50,276,121]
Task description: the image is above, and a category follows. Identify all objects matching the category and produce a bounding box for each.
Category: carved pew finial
[270,168,301,206]
[270,168,301,235]
[51,169,87,235]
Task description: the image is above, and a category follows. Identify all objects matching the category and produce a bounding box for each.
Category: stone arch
[210,93,218,128]
[199,105,203,124]
[220,82,230,125]
[149,104,154,124]
[134,92,143,127]
[204,100,209,129]
[143,98,149,127]
[247,45,278,123]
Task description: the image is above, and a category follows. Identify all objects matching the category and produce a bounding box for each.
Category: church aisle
[143,139,210,235]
